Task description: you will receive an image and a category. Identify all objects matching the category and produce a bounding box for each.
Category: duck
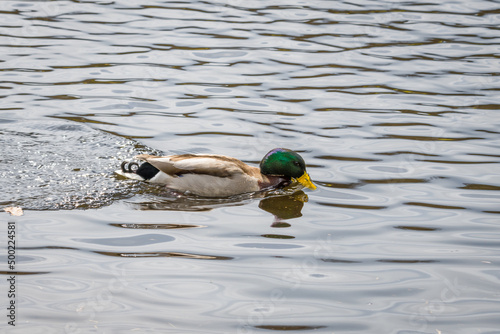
[116,148,316,197]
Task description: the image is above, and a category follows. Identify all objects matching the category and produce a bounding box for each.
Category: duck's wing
[135,154,259,178]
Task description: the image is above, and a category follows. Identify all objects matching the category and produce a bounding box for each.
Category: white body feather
[163,173,259,197]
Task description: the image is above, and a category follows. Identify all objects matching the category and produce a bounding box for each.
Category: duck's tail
[116,161,159,181]
[121,161,139,174]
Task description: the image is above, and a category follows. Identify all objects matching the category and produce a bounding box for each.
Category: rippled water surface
[1,0,500,333]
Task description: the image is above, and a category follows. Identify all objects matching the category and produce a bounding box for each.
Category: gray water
[1,0,499,333]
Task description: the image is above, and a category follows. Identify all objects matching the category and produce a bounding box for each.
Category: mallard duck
[116,148,316,197]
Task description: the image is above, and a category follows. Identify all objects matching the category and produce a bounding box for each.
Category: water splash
[0,118,158,210]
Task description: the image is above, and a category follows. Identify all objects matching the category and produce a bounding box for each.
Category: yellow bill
[293,172,316,190]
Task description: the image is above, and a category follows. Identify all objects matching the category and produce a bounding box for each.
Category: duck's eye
[293,161,301,167]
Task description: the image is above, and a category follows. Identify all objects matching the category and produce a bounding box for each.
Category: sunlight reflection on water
[1,0,499,333]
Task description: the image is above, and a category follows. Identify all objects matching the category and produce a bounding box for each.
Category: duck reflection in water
[258,191,307,227]
[127,186,308,226]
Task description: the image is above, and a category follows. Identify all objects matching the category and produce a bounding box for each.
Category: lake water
[1,0,500,333]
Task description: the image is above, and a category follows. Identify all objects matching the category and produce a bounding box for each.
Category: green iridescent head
[260,148,316,190]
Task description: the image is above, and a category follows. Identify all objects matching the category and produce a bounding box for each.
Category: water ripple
[1,0,500,333]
